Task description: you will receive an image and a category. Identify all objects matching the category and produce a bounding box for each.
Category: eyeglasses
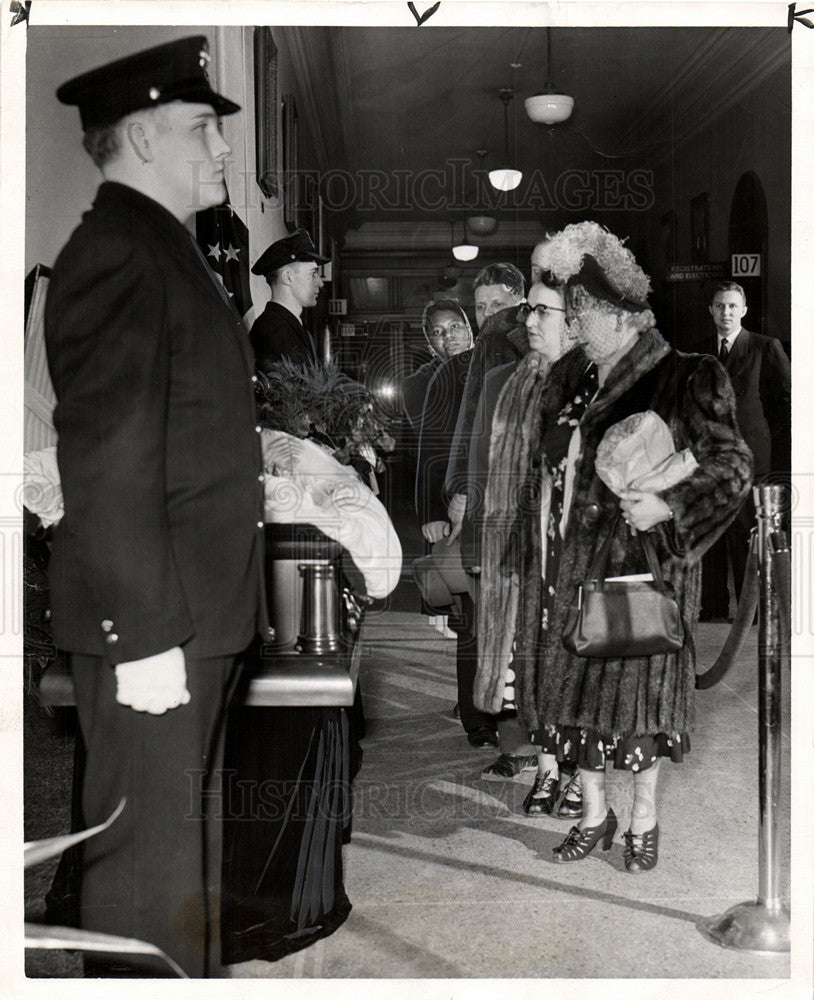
[430,321,469,338]
[516,302,567,321]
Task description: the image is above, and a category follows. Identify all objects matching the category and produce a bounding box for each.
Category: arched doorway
[727,172,768,334]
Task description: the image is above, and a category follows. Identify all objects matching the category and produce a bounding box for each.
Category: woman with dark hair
[477,222,752,870]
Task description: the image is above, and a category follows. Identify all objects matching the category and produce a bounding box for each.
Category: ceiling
[280,25,789,238]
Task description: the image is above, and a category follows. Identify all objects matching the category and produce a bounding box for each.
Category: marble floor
[226,605,799,987]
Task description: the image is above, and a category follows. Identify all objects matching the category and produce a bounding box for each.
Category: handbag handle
[587,509,668,592]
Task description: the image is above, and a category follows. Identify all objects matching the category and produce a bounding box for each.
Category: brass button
[251,375,258,384]
[258,473,266,483]
[255,425,262,434]
[583,503,601,524]
[257,521,264,529]
[106,633,119,644]
[101,619,113,632]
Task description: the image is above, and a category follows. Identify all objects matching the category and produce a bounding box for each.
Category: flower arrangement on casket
[257,360,401,599]
[256,359,395,474]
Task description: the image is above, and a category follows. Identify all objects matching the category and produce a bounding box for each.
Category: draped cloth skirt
[220,694,364,965]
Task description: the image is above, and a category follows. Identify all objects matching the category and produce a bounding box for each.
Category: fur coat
[475,328,753,736]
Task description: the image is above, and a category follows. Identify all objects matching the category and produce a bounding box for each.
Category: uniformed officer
[249,229,329,369]
[45,36,266,977]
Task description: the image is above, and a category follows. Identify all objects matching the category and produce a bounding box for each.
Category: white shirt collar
[717,326,742,349]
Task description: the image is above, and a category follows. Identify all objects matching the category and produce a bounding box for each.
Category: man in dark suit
[700,281,791,619]
[45,37,266,976]
[249,230,328,370]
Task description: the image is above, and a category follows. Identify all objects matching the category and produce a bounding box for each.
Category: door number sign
[731,254,761,276]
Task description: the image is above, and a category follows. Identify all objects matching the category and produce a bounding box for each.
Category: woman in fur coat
[476,222,752,872]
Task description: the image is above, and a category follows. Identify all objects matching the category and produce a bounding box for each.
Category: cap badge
[199,47,211,68]
[149,86,160,101]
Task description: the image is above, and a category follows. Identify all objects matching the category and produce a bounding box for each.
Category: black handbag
[562,510,684,658]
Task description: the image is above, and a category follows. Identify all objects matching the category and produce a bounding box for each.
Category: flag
[195,185,253,320]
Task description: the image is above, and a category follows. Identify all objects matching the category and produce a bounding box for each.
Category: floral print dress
[529,362,689,771]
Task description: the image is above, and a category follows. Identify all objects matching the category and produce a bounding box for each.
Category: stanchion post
[698,484,790,953]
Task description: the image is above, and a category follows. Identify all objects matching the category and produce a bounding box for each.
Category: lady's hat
[411,535,476,609]
[569,253,651,313]
[533,221,652,311]
[57,36,241,130]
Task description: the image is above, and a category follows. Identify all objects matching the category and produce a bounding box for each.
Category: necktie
[719,339,729,364]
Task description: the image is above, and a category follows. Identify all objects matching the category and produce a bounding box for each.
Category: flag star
[207,242,222,262]
[224,243,241,263]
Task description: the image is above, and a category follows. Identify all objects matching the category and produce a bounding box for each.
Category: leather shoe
[623,824,659,872]
[523,770,559,815]
[466,726,499,748]
[557,771,583,819]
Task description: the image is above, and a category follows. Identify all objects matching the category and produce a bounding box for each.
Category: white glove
[114,646,191,715]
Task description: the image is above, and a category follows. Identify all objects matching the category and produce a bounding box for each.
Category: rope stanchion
[698,484,790,953]
[695,530,759,689]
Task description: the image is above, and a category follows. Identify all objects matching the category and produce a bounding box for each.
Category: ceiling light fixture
[488,89,523,192]
[525,27,574,125]
[467,151,499,235]
[452,218,478,262]
[467,215,498,236]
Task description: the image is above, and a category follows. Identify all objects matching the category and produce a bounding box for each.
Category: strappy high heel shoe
[552,808,617,863]
[623,824,659,872]
[557,771,583,819]
[523,770,560,815]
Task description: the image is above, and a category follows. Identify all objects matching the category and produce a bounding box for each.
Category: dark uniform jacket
[250,300,318,370]
[701,328,790,477]
[45,181,266,662]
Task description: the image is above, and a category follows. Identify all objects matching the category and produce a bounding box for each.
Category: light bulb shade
[452,243,479,262]
[467,215,498,236]
[525,92,574,125]
[488,167,523,192]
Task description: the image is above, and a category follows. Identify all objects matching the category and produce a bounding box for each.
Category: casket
[37,523,365,709]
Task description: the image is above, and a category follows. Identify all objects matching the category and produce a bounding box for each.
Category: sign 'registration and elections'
[667,262,729,282]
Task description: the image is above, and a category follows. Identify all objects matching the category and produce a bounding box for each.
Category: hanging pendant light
[525,28,574,125]
[452,217,479,261]
[488,89,523,192]
[467,150,498,236]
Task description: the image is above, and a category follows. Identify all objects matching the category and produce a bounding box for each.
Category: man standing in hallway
[700,281,791,620]
[249,229,329,370]
[45,37,266,976]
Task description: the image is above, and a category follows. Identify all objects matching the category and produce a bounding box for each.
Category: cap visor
[210,92,241,116]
